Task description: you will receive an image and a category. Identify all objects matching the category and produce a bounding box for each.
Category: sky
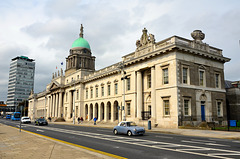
[0,0,240,102]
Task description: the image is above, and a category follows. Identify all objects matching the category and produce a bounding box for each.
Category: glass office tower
[7,56,35,108]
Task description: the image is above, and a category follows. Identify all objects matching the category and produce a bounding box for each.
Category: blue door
[201,105,205,121]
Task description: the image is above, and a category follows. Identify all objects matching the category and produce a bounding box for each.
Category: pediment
[49,81,60,90]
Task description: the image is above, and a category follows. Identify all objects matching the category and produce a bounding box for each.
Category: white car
[21,117,31,124]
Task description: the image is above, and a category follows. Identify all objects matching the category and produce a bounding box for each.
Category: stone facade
[225,81,240,120]
[28,27,230,128]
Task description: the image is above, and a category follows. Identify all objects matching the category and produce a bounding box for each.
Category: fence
[212,120,240,132]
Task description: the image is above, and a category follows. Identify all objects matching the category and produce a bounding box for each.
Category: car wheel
[114,129,118,135]
[127,130,132,136]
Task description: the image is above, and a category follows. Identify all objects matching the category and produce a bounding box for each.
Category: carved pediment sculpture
[136,28,156,49]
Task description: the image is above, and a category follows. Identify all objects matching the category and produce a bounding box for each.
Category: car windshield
[23,117,30,120]
[38,118,46,121]
[127,122,137,127]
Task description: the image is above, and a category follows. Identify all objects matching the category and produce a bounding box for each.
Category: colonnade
[48,91,63,118]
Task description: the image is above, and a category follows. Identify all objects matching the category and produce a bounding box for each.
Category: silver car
[113,121,145,136]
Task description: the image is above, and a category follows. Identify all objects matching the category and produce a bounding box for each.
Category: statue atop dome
[79,24,84,38]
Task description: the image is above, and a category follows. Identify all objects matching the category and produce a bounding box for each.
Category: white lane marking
[36,129,44,132]
[178,148,212,151]
[23,125,238,159]
[209,153,240,156]
[191,139,216,143]
[182,140,230,147]
[155,135,173,139]
[232,141,240,143]
[97,130,110,132]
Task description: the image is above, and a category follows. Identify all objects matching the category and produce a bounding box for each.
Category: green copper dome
[72,37,91,50]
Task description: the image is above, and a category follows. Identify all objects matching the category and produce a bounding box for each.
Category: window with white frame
[101,86,104,96]
[183,98,191,116]
[163,98,170,116]
[163,68,169,84]
[199,70,205,86]
[90,88,93,98]
[148,105,151,116]
[127,78,130,91]
[108,85,111,96]
[215,73,220,88]
[127,102,131,115]
[217,101,223,116]
[76,106,78,117]
[96,87,98,98]
[115,83,118,94]
[76,90,79,100]
[147,74,151,88]
[182,67,189,84]
[86,89,88,99]
[66,92,68,102]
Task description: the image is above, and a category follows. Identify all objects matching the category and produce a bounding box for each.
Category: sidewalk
[0,122,239,159]
[0,123,114,159]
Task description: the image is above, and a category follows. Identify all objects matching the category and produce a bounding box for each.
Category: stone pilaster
[151,66,156,120]
[137,71,143,118]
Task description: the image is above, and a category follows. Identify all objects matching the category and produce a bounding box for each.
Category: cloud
[0,0,240,102]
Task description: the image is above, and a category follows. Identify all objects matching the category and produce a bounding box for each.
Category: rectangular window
[115,83,118,94]
[217,101,222,116]
[65,107,67,117]
[101,86,104,96]
[76,90,79,100]
[66,93,68,102]
[90,88,93,98]
[147,74,151,88]
[182,67,188,84]
[86,89,88,99]
[108,85,111,96]
[163,68,169,84]
[184,99,190,116]
[215,74,220,88]
[199,70,204,86]
[127,78,130,91]
[76,106,78,117]
[127,103,131,115]
[148,105,151,116]
[96,87,98,98]
[163,99,170,116]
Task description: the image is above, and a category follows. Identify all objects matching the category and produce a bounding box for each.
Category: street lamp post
[72,80,76,124]
[119,62,126,121]
[122,73,126,121]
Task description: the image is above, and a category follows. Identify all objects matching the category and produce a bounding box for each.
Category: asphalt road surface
[1,119,240,159]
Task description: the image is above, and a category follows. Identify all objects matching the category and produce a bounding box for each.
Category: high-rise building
[7,56,35,108]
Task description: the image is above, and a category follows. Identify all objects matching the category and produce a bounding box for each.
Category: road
[1,119,240,159]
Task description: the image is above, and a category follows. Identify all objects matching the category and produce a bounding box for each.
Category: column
[88,105,90,121]
[93,105,96,120]
[151,66,156,119]
[98,104,101,121]
[50,95,53,117]
[52,94,56,117]
[104,104,108,122]
[111,104,114,122]
[137,71,143,118]
[48,96,51,117]
[58,92,62,117]
[55,93,59,117]
[68,91,72,119]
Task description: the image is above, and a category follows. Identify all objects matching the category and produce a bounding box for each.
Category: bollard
[148,120,151,130]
